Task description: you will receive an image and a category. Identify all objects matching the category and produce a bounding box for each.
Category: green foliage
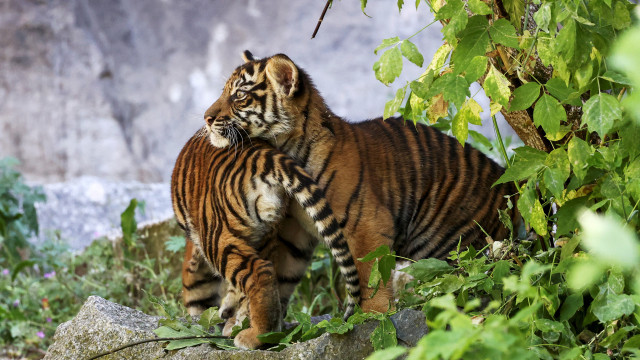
[0,178,183,357]
[366,0,640,359]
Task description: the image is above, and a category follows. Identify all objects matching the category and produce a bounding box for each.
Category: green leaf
[567,137,591,181]
[257,331,286,344]
[467,0,492,15]
[198,307,224,329]
[365,346,407,360]
[374,37,401,55]
[623,335,640,352]
[578,210,640,269]
[600,70,633,86]
[400,40,423,67]
[613,0,631,30]
[374,47,403,85]
[400,258,453,282]
[359,245,391,262]
[442,75,470,108]
[468,130,493,149]
[368,259,382,289]
[592,293,635,322]
[120,198,139,247]
[370,317,397,351]
[484,64,511,107]
[11,260,36,282]
[545,78,581,106]
[493,147,547,185]
[397,0,404,12]
[451,16,491,72]
[543,148,570,199]
[533,3,552,33]
[489,19,520,49]
[379,252,396,286]
[384,87,406,119]
[452,108,469,146]
[438,0,468,44]
[502,0,525,31]
[582,93,622,138]
[518,180,548,236]
[555,196,589,236]
[533,94,566,135]
[534,319,564,333]
[509,82,541,112]
[556,19,577,64]
[463,56,488,83]
[558,293,583,321]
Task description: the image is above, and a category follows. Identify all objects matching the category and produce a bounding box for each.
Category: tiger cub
[172,130,360,349]
[202,51,519,313]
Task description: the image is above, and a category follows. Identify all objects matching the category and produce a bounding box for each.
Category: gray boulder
[44,296,428,360]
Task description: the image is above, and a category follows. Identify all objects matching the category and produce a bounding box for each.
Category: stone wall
[1,0,441,183]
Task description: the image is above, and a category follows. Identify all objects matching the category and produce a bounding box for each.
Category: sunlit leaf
[374,47,403,85]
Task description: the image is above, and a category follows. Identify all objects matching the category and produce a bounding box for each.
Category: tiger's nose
[205,115,214,126]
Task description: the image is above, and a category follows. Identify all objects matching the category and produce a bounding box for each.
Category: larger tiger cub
[171,130,360,349]
[202,51,519,313]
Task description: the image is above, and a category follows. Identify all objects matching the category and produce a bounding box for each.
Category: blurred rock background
[1,0,446,247]
[1,0,441,183]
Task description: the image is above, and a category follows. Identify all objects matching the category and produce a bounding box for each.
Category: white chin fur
[208,132,230,148]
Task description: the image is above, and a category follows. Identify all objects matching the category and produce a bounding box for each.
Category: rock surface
[34,176,173,249]
[1,0,441,183]
[44,296,428,360]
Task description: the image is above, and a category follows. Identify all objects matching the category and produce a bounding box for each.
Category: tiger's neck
[273,88,338,163]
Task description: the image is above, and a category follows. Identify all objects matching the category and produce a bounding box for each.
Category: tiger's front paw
[234,328,263,350]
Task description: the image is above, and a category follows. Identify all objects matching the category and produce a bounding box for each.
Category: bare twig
[86,335,230,360]
[311,0,332,39]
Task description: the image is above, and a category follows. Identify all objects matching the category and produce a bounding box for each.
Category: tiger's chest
[241,180,287,240]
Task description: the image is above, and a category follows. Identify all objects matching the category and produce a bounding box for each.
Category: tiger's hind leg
[219,240,282,349]
[182,238,225,316]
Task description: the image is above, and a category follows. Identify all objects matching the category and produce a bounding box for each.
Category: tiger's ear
[265,55,298,98]
[242,50,254,63]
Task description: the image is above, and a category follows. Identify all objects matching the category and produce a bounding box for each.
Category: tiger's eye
[235,90,246,99]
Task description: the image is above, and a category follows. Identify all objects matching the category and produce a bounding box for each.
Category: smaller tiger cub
[172,132,360,349]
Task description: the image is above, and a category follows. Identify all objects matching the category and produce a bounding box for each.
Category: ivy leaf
[383,87,406,119]
[582,93,622,138]
[502,0,525,31]
[451,16,491,73]
[374,47,403,85]
[484,64,511,107]
[489,19,520,49]
[370,317,398,351]
[555,196,589,236]
[533,94,566,135]
[400,40,424,67]
[509,82,541,112]
[467,0,492,15]
[591,293,635,322]
[463,56,488,83]
[374,37,401,55]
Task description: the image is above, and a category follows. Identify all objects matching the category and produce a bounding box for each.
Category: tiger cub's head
[204,51,308,148]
